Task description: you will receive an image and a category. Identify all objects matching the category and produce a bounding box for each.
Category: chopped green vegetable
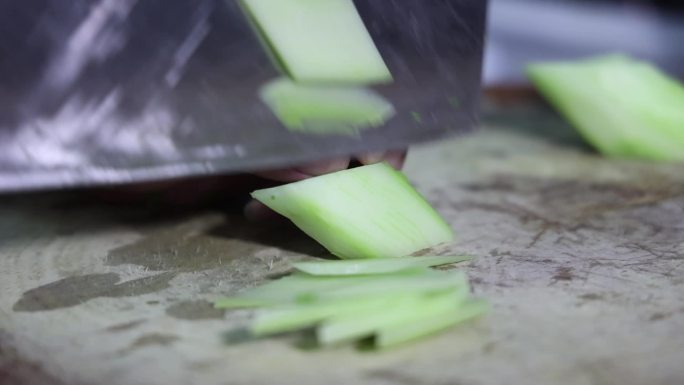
[376,299,488,348]
[251,163,454,260]
[292,255,471,276]
[251,293,414,336]
[317,289,467,346]
[260,78,395,135]
[214,269,467,309]
[215,259,485,349]
[527,55,684,161]
[240,0,392,84]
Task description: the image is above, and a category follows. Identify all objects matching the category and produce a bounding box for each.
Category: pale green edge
[316,288,469,346]
[215,269,467,309]
[376,299,489,349]
[291,255,472,276]
[250,293,412,336]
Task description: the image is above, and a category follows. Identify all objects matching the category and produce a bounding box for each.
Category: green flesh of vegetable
[240,0,392,84]
[251,163,454,260]
[376,299,489,348]
[260,78,395,135]
[317,289,468,346]
[215,167,483,349]
[527,55,684,161]
[292,255,472,276]
[250,293,417,336]
[214,269,467,309]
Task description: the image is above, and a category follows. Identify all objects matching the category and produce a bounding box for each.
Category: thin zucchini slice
[251,163,454,260]
[240,0,392,84]
[528,55,684,161]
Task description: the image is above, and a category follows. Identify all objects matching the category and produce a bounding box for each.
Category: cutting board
[1,100,683,385]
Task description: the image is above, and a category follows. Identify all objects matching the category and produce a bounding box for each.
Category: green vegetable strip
[251,293,414,336]
[317,290,468,346]
[376,299,489,348]
[259,78,395,135]
[251,163,454,260]
[214,258,485,348]
[315,270,466,301]
[215,274,368,309]
[527,55,684,161]
[292,255,472,276]
[214,269,467,309]
[240,0,392,84]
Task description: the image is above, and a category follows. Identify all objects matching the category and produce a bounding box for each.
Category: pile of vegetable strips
[215,163,486,349]
[215,256,485,349]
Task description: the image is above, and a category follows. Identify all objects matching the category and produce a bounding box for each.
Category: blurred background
[484,0,684,85]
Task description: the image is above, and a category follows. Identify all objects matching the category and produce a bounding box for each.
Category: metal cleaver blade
[0,0,486,192]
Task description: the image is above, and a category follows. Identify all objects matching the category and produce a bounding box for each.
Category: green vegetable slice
[317,289,468,346]
[251,163,454,260]
[376,299,488,348]
[292,255,471,276]
[260,78,395,135]
[214,269,467,309]
[240,0,392,84]
[250,293,414,336]
[214,259,486,348]
[527,55,684,161]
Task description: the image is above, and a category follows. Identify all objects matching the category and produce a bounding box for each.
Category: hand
[90,150,407,215]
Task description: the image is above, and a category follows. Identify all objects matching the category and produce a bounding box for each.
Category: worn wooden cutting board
[1,101,683,385]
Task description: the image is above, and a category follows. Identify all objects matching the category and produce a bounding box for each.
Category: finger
[253,157,350,182]
[244,199,280,222]
[162,178,222,206]
[295,157,350,176]
[253,169,311,183]
[383,149,407,169]
[357,149,407,169]
[357,152,385,165]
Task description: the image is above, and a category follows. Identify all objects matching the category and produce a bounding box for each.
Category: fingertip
[357,152,386,165]
[253,169,310,183]
[357,150,407,169]
[383,150,407,170]
[244,200,275,222]
[296,157,350,176]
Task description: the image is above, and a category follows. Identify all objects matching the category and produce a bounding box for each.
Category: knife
[0,0,486,192]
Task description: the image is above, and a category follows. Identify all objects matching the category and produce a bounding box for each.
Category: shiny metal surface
[0,0,486,191]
